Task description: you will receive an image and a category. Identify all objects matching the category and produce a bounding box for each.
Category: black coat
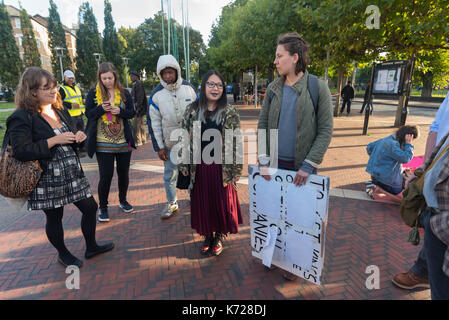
[85,88,136,158]
[5,107,84,172]
[341,85,354,101]
[131,80,148,117]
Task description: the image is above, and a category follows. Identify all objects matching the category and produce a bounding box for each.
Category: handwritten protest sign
[249,165,329,285]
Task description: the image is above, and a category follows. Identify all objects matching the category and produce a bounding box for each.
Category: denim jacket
[366,134,414,188]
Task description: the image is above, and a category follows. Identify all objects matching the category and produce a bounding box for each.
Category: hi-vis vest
[60,85,85,116]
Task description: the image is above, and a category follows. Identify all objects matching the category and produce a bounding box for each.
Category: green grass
[0,102,16,109]
[0,110,14,142]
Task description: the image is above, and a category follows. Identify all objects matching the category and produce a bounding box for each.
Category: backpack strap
[307,74,319,114]
[268,74,320,114]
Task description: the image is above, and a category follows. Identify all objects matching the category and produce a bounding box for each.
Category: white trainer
[161,201,178,219]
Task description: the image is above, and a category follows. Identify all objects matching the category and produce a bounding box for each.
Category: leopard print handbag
[0,134,42,199]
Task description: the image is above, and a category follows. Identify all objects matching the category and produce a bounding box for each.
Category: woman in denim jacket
[366,125,419,195]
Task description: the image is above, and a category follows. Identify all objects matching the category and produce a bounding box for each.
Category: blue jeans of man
[164,156,178,204]
[410,209,449,300]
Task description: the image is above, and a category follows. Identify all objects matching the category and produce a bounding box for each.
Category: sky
[4,0,234,45]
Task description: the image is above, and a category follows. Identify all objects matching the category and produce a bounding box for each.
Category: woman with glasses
[6,67,114,268]
[179,70,243,256]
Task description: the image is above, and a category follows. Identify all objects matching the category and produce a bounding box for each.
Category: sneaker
[119,201,134,213]
[201,234,214,255]
[161,201,178,219]
[212,232,225,256]
[98,207,110,222]
[392,270,430,290]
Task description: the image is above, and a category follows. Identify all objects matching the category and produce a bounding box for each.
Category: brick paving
[0,100,437,300]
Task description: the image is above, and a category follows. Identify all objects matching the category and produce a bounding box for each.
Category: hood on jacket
[156,55,182,91]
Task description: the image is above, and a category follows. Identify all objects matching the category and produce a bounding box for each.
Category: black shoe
[201,234,214,255]
[98,207,109,222]
[119,201,134,213]
[58,255,83,268]
[212,232,225,256]
[85,242,115,259]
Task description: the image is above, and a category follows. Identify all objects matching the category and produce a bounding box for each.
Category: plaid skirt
[28,124,92,211]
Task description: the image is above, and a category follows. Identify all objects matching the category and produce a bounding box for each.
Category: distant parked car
[0,91,4,100]
[226,84,232,94]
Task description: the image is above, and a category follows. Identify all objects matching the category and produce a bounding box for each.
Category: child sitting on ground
[365,125,419,203]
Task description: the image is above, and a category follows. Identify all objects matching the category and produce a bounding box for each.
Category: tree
[0,1,23,100]
[20,6,41,68]
[103,0,123,78]
[378,0,449,125]
[75,2,102,89]
[48,0,72,81]
[121,12,205,85]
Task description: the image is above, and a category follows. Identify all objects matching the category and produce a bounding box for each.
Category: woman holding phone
[85,62,136,222]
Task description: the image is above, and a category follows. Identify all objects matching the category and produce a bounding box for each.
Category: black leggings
[43,197,98,257]
[96,152,132,208]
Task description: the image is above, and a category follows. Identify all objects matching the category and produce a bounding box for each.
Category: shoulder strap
[268,75,319,114]
[307,74,319,114]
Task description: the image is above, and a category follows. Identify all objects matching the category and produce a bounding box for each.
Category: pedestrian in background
[340,80,354,115]
[359,81,374,114]
[59,70,86,154]
[129,70,148,146]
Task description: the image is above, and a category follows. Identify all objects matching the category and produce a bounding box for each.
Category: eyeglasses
[206,81,224,89]
[38,86,57,91]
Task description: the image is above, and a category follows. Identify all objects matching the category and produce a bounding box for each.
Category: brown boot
[392,270,430,290]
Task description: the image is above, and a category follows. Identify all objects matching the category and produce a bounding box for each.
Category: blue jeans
[164,156,178,204]
[371,176,402,195]
[411,209,449,300]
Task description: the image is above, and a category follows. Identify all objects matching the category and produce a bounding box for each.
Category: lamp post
[122,57,129,89]
[93,53,102,68]
[54,46,65,82]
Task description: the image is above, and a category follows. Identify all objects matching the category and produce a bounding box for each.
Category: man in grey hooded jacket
[148,55,197,219]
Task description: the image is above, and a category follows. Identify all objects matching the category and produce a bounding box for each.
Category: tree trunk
[333,64,344,117]
[421,72,433,98]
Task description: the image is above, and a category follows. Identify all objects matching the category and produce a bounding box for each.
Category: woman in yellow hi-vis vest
[59,70,85,133]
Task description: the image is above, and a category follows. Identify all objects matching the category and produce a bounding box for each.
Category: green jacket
[179,103,243,189]
[257,70,333,170]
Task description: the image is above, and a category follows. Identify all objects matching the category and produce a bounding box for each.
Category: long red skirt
[190,163,242,236]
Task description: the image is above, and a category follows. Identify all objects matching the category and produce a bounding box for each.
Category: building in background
[6,5,77,73]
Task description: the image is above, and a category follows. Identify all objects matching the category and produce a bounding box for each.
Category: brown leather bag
[0,133,42,199]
